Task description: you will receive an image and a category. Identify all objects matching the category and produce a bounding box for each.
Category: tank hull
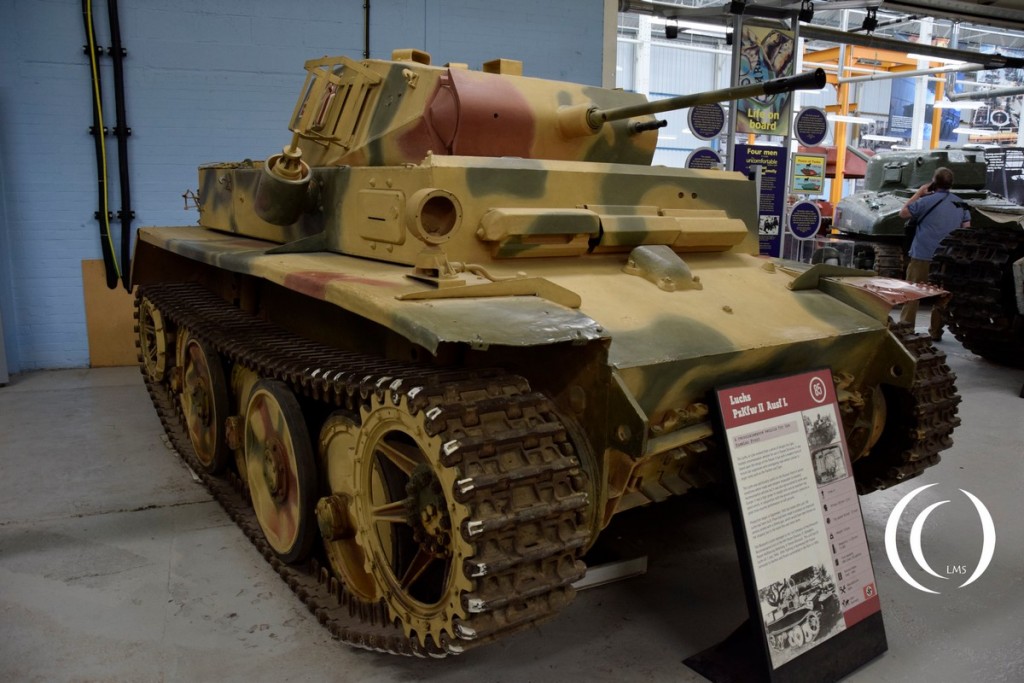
[131,56,959,656]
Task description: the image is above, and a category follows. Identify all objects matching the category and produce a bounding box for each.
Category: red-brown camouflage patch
[283,271,400,299]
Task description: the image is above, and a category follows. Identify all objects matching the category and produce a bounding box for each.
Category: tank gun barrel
[592,68,826,127]
[560,68,826,137]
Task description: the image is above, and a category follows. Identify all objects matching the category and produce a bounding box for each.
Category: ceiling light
[862,134,903,142]
[827,114,874,124]
[952,127,999,137]
[906,53,967,65]
[934,99,984,110]
[651,18,733,35]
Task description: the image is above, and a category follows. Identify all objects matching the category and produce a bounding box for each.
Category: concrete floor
[1,328,1022,682]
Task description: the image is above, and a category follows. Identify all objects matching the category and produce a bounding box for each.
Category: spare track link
[854,322,961,493]
[138,282,589,657]
[930,225,1024,367]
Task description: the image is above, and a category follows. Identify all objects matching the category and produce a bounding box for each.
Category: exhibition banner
[716,369,884,675]
[733,144,788,257]
[887,78,960,142]
[737,26,795,136]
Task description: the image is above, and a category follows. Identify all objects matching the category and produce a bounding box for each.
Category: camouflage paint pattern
[283,53,656,169]
[134,50,949,537]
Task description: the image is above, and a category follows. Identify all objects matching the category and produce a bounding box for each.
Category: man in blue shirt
[897,167,971,340]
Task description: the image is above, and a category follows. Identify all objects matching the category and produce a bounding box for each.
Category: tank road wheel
[136,296,172,383]
[350,393,474,650]
[317,413,380,603]
[180,332,230,473]
[789,625,805,648]
[244,380,317,563]
[805,611,821,640]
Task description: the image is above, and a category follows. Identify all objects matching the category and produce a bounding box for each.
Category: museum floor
[2,321,1022,682]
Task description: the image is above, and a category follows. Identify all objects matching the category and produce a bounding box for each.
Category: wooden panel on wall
[81,260,136,367]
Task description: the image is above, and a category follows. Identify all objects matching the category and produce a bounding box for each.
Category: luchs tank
[132,51,960,656]
[833,149,1023,277]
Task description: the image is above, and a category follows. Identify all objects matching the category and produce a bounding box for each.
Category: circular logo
[884,483,996,594]
[809,376,828,404]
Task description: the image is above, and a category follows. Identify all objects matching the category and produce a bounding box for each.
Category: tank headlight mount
[407,188,462,245]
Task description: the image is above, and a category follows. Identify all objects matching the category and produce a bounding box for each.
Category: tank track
[930,225,1024,367]
[138,282,589,657]
[853,322,961,493]
[871,242,906,279]
[850,239,904,278]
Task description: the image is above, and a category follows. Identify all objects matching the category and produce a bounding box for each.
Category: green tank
[132,51,959,656]
[832,149,1023,277]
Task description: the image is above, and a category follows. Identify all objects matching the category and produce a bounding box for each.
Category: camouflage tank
[832,149,1023,277]
[132,50,960,656]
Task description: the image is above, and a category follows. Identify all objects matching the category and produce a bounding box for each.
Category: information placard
[689,103,726,140]
[794,107,829,146]
[791,152,826,195]
[687,369,887,682]
[687,146,723,169]
[788,201,821,240]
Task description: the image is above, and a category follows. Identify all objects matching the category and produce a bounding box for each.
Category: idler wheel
[349,393,472,649]
[136,296,173,383]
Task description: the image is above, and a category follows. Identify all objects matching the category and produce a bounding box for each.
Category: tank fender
[817,276,947,325]
[781,262,946,323]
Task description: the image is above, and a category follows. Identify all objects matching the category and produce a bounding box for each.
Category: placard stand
[685,369,887,682]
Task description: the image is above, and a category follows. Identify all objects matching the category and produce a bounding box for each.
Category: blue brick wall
[0,0,605,372]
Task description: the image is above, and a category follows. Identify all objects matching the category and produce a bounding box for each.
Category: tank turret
[862,149,988,192]
[276,50,823,168]
[202,50,823,249]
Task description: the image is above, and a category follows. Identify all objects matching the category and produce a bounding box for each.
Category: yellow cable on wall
[86,0,121,281]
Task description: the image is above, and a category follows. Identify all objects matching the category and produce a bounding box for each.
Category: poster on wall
[737,26,795,136]
[887,78,961,142]
[715,369,886,676]
[733,144,788,257]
